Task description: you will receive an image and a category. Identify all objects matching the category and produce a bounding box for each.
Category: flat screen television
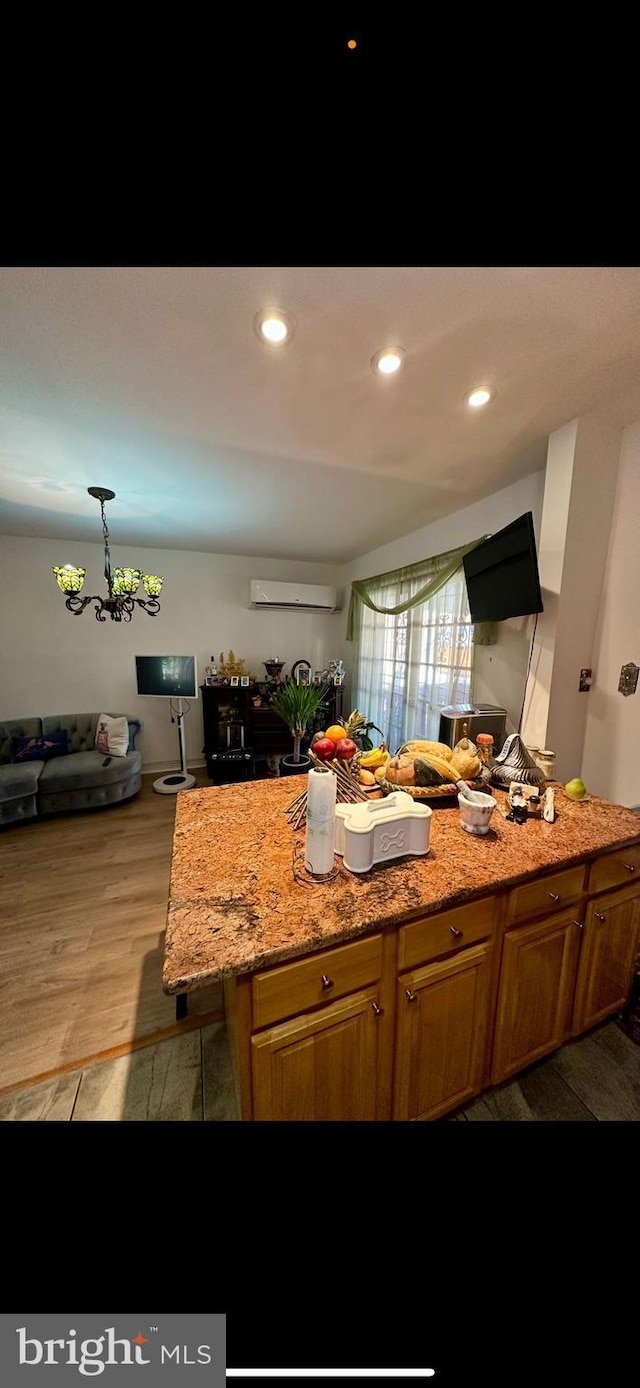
[135,655,198,699]
[462,512,544,623]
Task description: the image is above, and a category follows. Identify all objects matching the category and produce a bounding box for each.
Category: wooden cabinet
[394,943,493,1121]
[225,844,640,1122]
[201,684,344,776]
[492,857,640,1087]
[227,928,396,1121]
[252,986,384,1121]
[491,909,582,1084]
[572,885,640,1033]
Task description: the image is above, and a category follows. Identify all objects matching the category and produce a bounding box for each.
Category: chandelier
[53,487,164,623]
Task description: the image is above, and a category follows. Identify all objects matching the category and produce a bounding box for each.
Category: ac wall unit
[249,580,339,612]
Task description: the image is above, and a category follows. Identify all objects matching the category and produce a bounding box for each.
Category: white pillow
[95,713,129,758]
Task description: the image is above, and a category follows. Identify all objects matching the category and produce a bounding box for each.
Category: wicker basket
[379,777,482,800]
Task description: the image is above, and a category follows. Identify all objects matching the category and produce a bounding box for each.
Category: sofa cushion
[95,713,129,757]
[11,731,69,762]
[0,760,45,798]
[0,718,43,765]
[38,749,142,793]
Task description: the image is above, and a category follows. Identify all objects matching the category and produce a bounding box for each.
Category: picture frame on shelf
[230,676,239,687]
[292,658,311,686]
[240,675,250,686]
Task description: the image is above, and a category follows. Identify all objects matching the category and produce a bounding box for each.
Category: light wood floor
[0,767,221,1093]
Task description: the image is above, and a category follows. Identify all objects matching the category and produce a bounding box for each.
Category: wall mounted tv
[135,655,198,699]
[462,512,544,623]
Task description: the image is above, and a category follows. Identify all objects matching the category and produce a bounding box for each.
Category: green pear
[565,777,588,799]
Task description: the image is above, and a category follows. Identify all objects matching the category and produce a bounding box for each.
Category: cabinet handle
[623,862,636,873]
[405,988,418,1003]
[450,926,463,938]
[321,974,334,990]
[371,1001,384,1018]
[572,919,583,930]
[595,911,606,923]
[549,892,560,903]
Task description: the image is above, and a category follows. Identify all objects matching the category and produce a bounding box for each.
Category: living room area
[2,266,640,1121]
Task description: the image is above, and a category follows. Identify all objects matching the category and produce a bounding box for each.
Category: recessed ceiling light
[371,347,406,376]
[466,385,496,408]
[253,309,295,346]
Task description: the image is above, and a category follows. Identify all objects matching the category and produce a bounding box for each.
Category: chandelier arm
[134,598,161,616]
[65,595,95,616]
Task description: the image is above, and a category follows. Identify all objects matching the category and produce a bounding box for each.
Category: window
[353,568,474,753]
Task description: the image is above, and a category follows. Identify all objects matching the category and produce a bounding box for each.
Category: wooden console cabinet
[225,844,640,1121]
[201,684,343,777]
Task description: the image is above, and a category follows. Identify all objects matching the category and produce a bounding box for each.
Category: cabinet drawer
[252,933,383,1029]
[397,897,496,971]
[507,864,586,925]
[587,843,640,895]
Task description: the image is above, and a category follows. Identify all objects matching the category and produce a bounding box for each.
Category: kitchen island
[163,778,640,1120]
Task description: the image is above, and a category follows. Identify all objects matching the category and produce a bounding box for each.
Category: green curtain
[345,537,499,645]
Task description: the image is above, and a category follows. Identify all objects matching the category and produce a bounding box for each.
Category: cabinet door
[393,943,492,1122]
[251,987,384,1120]
[572,887,640,1034]
[491,910,582,1085]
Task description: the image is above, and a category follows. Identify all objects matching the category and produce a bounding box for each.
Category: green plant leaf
[270,680,331,739]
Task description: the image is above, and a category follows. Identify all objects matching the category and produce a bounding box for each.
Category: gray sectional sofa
[0,712,143,826]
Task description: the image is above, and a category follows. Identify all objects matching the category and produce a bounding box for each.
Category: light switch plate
[619,662,639,697]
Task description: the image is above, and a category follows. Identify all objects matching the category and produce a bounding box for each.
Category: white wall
[0,537,342,770]
[526,416,621,781]
[337,470,546,730]
[582,419,640,806]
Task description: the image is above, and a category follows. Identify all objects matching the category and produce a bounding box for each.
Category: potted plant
[271,678,330,775]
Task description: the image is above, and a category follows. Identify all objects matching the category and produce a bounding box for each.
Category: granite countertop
[162,778,640,995]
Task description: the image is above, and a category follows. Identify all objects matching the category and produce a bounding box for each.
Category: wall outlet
[619,663,639,697]
[579,668,592,692]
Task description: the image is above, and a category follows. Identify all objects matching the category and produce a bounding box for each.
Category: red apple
[334,737,357,761]
[313,737,338,761]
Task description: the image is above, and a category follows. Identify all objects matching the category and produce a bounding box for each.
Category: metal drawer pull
[371,1001,384,1017]
[623,863,636,872]
[573,919,583,930]
[321,974,334,990]
[405,988,418,1003]
[450,926,463,938]
[549,892,561,903]
[595,911,606,923]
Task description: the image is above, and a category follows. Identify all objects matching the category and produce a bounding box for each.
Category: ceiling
[2,265,640,565]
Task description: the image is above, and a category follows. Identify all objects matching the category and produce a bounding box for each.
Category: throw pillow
[11,731,69,762]
[95,713,129,758]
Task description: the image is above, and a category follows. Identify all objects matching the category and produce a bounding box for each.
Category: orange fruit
[325,725,345,743]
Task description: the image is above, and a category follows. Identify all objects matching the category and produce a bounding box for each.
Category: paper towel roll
[304,767,337,876]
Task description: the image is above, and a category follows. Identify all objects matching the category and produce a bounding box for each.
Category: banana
[359,743,388,769]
